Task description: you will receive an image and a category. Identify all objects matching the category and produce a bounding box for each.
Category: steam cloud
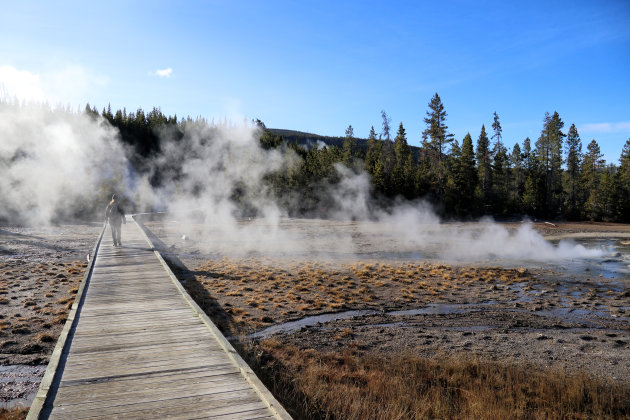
[0,102,131,225]
[0,101,604,263]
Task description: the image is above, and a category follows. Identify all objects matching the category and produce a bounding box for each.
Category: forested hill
[268,128,422,159]
[268,128,364,150]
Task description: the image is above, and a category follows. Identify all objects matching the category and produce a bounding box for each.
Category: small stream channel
[245,300,630,340]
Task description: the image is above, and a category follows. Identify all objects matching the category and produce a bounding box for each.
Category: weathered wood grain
[29,220,291,419]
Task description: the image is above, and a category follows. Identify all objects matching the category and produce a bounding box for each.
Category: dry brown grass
[0,407,28,420]
[189,257,538,333]
[252,339,630,420]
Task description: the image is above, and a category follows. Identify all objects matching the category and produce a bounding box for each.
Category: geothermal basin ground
[145,219,630,383]
[0,218,629,411]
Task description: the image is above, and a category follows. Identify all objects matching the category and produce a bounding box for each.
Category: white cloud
[581,121,630,133]
[0,66,46,102]
[153,67,173,78]
[0,65,106,106]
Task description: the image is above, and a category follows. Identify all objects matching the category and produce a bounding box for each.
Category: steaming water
[152,218,629,280]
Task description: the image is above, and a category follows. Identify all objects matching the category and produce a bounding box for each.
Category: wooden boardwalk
[28,220,290,419]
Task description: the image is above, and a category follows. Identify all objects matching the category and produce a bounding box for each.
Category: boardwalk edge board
[134,216,292,420]
[26,223,107,420]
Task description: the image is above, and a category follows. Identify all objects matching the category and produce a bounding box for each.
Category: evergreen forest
[92,94,630,223]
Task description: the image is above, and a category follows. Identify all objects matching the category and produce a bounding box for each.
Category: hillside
[268,128,423,158]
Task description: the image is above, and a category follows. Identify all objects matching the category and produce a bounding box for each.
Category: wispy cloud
[152,67,173,78]
[0,65,106,106]
[580,121,630,133]
[0,66,46,102]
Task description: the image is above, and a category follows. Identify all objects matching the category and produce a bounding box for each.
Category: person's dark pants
[110,221,122,246]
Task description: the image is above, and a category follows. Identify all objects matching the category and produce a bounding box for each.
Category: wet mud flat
[146,219,630,383]
[0,223,101,407]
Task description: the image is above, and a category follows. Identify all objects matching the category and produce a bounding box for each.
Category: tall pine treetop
[491,111,503,145]
[422,93,454,162]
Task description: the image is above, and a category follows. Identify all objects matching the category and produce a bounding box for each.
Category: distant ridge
[268,128,357,149]
[268,128,421,157]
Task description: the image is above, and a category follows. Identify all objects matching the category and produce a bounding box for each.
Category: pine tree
[594,166,618,221]
[364,126,381,175]
[393,122,410,163]
[372,159,386,194]
[421,93,454,198]
[522,137,534,173]
[522,136,544,216]
[475,125,492,212]
[491,112,509,213]
[381,110,391,141]
[535,111,565,217]
[459,133,477,214]
[491,111,503,145]
[564,124,583,219]
[444,140,462,215]
[84,103,99,119]
[379,111,395,195]
[582,139,605,220]
[392,123,410,196]
[509,143,524,211]
[493,143,509,213]
[617,138,630,221]
[342,124,355,167]
[402,153,417,199]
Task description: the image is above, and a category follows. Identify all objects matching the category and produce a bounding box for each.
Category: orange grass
[0,407,28,420]
[250,339,630,420]
[185,257,538,333]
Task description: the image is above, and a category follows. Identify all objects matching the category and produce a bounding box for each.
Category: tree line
[90,97,630,222]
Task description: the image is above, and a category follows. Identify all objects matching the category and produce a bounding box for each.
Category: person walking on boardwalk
[105,194,126,246]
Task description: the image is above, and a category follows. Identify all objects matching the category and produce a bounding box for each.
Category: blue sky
[1,0,629,163]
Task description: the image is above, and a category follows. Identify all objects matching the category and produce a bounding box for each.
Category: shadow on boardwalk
[138,224,242,338]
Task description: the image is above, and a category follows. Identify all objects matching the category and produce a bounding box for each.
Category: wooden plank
[49,382,257,414]
[67,336,220,355]
[61,354,233,377]
[48,389,262,419]
[77,307,195,320]
[54,373,249,406]
[63,340,222,360]
[28,220,290,420]
[63,344,224,363]
[59,365,238,388]
[70,324,211,340]
[63,351,227,370]
[55,370,242,401]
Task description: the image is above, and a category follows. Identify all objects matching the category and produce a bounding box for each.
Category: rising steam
[0,102,130,225]
[0,101,604,263]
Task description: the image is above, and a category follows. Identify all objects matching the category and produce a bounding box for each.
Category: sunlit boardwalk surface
[28,221,290,420]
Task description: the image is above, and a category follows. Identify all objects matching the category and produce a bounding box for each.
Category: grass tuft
[0,407,29,420]
[251,341,630,420]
